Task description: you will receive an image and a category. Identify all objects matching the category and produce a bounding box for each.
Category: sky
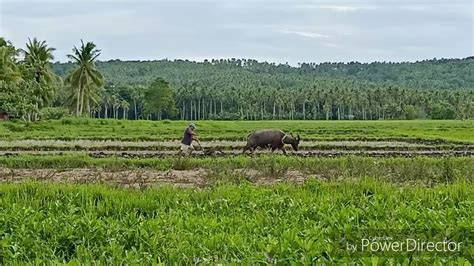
[0,0,473,65]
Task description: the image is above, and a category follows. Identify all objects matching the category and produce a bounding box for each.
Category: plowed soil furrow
[1,140,469,149]
[0,149,473,157]
[1,140,472,157]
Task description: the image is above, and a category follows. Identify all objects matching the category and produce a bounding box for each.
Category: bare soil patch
[0,168,315,187]
[0,168,207,188]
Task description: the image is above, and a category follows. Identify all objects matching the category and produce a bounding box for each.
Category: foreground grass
[0,155,472,185]
[0,118,473,142]
[0,180,472,264]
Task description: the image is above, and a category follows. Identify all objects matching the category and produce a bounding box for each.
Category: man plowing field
[179,123,199,156]
[178,123,224,156]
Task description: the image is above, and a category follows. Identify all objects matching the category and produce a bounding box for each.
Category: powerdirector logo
[330,228,473,258]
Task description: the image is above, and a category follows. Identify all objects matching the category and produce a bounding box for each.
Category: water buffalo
[243,129,300,154]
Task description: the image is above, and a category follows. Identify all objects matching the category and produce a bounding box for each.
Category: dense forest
[1,37,473,121]
[54,58,474,120]
[55,57,474,91]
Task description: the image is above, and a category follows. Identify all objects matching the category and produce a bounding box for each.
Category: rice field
[0,180,472,264]
[0,118,473,263]
[1,119,473,142]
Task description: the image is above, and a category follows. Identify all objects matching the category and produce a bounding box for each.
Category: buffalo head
[290,133,301,151]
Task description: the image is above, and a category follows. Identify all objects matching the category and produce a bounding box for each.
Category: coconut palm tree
[111,94,120,119]
[121,100,130,119]
[23,38,61,108]
[0,38,22,84]
[65,40,104,116]
[101,92,111,118]
[130,86,145,120]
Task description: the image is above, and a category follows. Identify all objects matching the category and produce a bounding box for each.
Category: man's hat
[189,123,196,129]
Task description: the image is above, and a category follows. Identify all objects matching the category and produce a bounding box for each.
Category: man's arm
[187,128,198,140]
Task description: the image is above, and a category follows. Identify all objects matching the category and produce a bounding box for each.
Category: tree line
[84,80,472,121]
[1,38,174,122]
[1,37,104,121]
[2,37,473,121]
[55,57,473,120]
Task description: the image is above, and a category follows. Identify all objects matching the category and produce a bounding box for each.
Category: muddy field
[0,139,472,157]
[2,150,473,158]
[1,139,472,187]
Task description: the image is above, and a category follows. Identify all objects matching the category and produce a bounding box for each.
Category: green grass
[0,180,472,264]
[0,118,473,143]
[1,155,472,185]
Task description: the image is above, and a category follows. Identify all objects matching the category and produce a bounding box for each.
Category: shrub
[39,107,70,120]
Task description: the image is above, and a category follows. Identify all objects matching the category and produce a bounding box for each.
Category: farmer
[180,123,199,155]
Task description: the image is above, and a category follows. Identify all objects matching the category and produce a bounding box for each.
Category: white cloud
[279,30,330,39]
[400,5,427,11]
[323,43,340,48]
[300,5,378,12]
[319,5,360,12]
[399,45,431,52]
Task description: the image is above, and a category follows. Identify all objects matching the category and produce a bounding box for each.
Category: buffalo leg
[242,144,250,154]
[270,142,276,153]
[281,146,287,155]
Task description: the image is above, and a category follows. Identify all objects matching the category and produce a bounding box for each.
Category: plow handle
[196,140,203,150]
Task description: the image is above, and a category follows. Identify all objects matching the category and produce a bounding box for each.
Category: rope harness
[281,134,288,145]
